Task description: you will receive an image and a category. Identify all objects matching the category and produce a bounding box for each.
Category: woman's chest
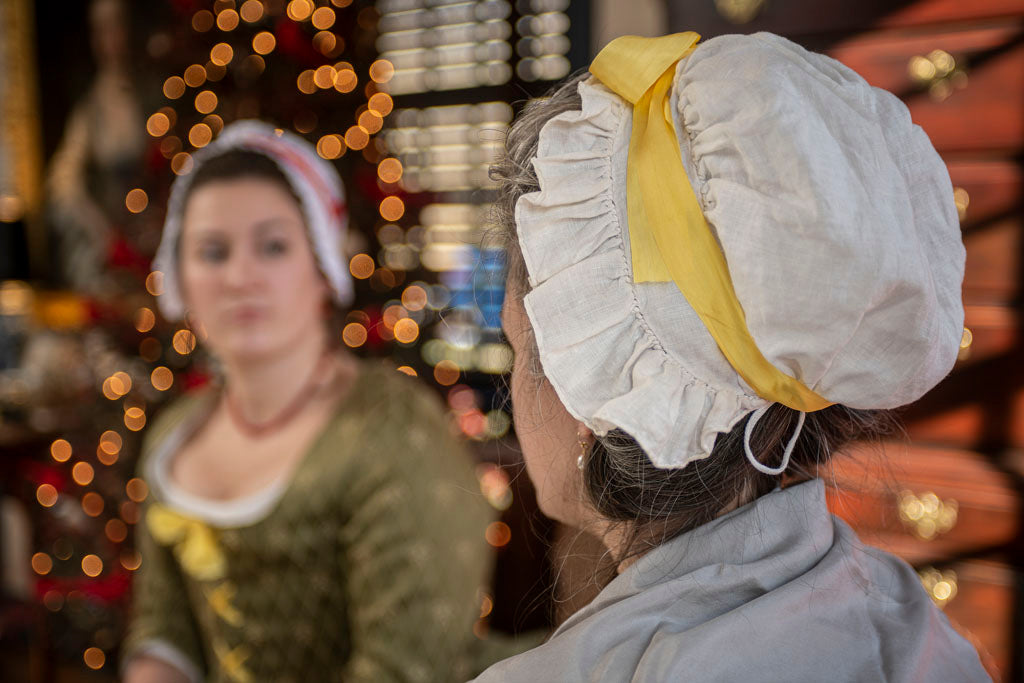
[169,410,331,501]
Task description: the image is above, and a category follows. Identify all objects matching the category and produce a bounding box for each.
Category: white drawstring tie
[743,405,806,476]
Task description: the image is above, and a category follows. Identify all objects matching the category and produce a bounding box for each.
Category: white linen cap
[153,120,353,321]
[515,33,965,469]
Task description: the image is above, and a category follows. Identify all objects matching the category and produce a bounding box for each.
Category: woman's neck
[219,332,332,425]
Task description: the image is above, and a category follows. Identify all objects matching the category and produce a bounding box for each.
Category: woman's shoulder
[323,359,468,471]
[342,358,449,425]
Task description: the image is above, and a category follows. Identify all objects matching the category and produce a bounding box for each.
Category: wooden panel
[962,217,1021,304]
[947,160,1024,230]
[667,0,1024,40]
[941,560,1017,681]
[826,444,1021,564]
[904,393,1024,448]
[827,23,1024,153]
[957,305,1018,366]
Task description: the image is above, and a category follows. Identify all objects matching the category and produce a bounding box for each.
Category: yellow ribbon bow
[213,637,253,683]
[589,33,832,412]
[147,503,227,582]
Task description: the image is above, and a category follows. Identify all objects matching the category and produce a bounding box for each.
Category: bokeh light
[297,69,317,94]
[36,484,58,507]
[478,463,513,509]
[126,478,149,503]
[382,304,407,329]
[83,648,105,670]
[192,9,215,31]
[160,136,182,158]
[316,134,345,160]
[349,254,375,279]
[287,0,314,21]
[358,110,383,134]
[146,271,165,296]
[99,431,122,456]
[333,68,357,93]
[183,64,207,88]
[163,76,186,99]
[433,360,460,386]
[312,6,336,29]
[189,123,213,148]
[173,329,197,355]
[342,322,368,348]
[379,196,405,221]
[50,439,72,462]
[393,318,419,344]
[369,59,395,84]
[105,519,128,543]
[485,521,512,547]
[377,158,403,184]
[81,555,103,578]
[146,112,170,137]
[195,90,218,114]
[120,501,140,524]
[313,31,338,56]
[345,125,370,151]
[401,285,427,311]
[31,553,53,575]
[960,327,973,349]
[124,408,147,432]
[210,42,234,66]
[72,462,95,486]
[240,0,264,22]
[171,152,195,175]
[216,8,240,31]
[125,189,148,214]
[368,92,394,116]
[314,65,336,89]
[120,550,142,571]
[253,31,276,54]
[113,371,132,393]
[151,366,174,391]
[82,492,105,517]
[43,591,64,611]
[135,307,156,333]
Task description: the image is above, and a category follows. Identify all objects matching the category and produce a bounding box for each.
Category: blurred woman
[123,121,493,683]
[475,33,990,681]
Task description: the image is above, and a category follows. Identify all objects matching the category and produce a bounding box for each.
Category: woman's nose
[222,247,260,289]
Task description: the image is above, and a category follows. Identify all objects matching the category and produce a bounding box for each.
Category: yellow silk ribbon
[204,582,244,627]
[147,503,227,582]
[213,637,253,683]
[589,33,832,412]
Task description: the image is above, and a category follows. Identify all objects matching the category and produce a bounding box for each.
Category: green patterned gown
[123,361,499,682]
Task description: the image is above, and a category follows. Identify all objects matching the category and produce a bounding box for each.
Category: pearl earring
[577,437,588,470]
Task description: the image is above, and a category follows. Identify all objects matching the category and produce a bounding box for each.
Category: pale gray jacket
[473,479,990,682]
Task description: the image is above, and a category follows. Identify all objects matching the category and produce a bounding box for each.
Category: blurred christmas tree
[9,0,451,674]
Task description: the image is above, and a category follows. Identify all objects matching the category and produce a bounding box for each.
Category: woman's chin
[536,494,586,528]
[213,333,288,363]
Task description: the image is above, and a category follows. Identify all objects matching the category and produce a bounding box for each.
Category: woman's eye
[262,239,289,256]
[198,244,228,262]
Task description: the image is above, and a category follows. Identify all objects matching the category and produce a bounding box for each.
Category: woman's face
[502,292,591,526]
[179,177,329,363]
[90,0,129,68]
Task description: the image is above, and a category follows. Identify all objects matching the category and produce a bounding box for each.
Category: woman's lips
[224,306,268,324]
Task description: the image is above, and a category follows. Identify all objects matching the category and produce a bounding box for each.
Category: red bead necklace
[223,352,335,438]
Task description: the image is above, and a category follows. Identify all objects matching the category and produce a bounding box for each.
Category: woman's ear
[577,424,595,446]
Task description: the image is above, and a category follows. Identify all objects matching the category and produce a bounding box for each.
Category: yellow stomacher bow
[589,33,832,412]
[147,503,227,581]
